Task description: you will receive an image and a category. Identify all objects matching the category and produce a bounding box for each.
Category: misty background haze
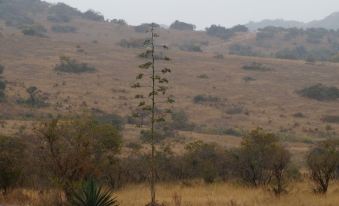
[45,0,339,29]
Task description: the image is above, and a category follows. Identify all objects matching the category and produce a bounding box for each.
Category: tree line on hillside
[1,120,339,204]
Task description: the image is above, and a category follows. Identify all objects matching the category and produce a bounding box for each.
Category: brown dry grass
[2,182,339,206]
[116,182,339,206]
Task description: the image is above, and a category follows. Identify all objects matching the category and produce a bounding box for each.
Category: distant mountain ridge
[246,12,339,30]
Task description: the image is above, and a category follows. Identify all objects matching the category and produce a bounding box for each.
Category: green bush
[276,46,308,60]
[170,110,195,131]
[16,86,49,107]
[51,25,77,33]
[21,24,47,37]
[298,84,339,101]
[170,20,196,31]
[242,62,271,71]
[193,95,219,104]
[82,10,104,21]
[179,42,203,52]
[134,23,159,33]
[0,65,6,102]
[322,115,339,124]
[229,44,256,56]
[118,38,145,48]
[47,15,71,23]
[0,135,25,195]
[55,56,96,73]
[110,19,127,26]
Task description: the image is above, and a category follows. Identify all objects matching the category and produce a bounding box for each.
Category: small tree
[35,116,122,199]
[236,128,291,190]
[131,23,174,206]
[307,140,339,193]
[0,135,25,195]
[271,146,291,195]
[0,65,6,101]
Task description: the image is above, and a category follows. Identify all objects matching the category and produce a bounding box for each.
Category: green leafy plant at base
[70,179,119,206]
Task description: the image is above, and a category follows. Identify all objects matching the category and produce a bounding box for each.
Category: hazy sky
[45,0,339,29]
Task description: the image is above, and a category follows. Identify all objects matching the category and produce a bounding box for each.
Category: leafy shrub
[206,25,234,40]
[306,28,327,44]
[322,115,339,123]
[0,0,44,28]
[193,95,219,104]
[48,3,82,19]
[110,19,127,26]
[243,76,256,82]
[93,112,125,130]
[179,42,203,52]
[0,135,25,195]
[242,62,271,71]
[298,84,339,101]
[225,106,244,115]
[170,110,195,131]
[231,25,249,32]
[54,56,96,73]
[134,23,160,33]
[47,14,71,23]
[51,25,77,33]
[213,53,224,59]
[293,112,305,118]
[16,86,49,108]
[21,24,47,37]
[197,74,209,79]
[206,25,248,40]
[82,10,104,21]
[0,65,5,102]
[35,117,122,199]
[170,20,196,31]
[307,140,339,193]
[256,30,275,41]
[229,44,256,56]
[236,128,291,191]
[118,39,145,48]
[284,28,304,40]
[276,46,308,60]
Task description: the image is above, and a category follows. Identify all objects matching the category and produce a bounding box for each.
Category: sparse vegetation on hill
[54,56,96,73]
[178,41,203,52]
[118,38,145,48]
[206,24,248,40]
[0,135,25,195]
[242,62,271,71]
[0,65,6,102]
[298,84,339,101]
[16,86,49,108]
[193,95,219,104]
[229,43,257,56]
[134,23,160,33]
[307,140,339,193]
[170,20,196,31]
[51,25,77,33]
[110,18,127,26]
[322,115,339,124]
[21,24,47,37]
[82,10,105,21]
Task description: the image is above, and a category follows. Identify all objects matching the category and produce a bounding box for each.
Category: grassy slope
[0,17,338,158]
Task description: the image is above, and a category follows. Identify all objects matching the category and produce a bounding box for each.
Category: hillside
[246,12,339,30]
[0,0,338,152]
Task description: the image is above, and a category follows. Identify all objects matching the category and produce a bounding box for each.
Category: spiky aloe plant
[71,179,119,206]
